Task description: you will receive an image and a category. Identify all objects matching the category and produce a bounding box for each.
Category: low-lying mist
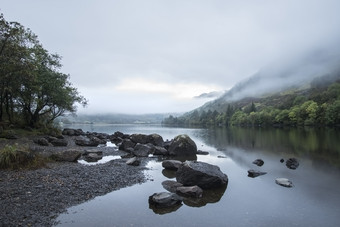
[222,48,340,101]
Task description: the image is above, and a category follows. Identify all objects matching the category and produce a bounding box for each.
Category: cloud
[2,0,340,114]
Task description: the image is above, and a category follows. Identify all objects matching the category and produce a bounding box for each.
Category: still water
[56,124,340,227]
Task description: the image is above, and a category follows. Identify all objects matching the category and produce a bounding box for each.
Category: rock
[82,150,103,162]
[50,139,68,147]
[130,134,148,144]
[126,157,140,166]
[50,149,81,162]
[286,158,299,169]
[112,131,125,138]
[247,169,267,178]
[252,159,264,167]
[176,161,228,189]
[147,134,164,147]
[62,128,85,136]
[45,136,58,142]
[197,150,209,155]
[176,186,203,198]
[151,145,169,155]
[162,160,183,170]
[133,143,151,157]
[162,169,177,179]
[148,192,182,208]
[168,134,197,157]
[163,139,173,150]
[275,178,293,188]
[217,155,227,158]
[110,136,123,145]
[119,139,136,151]
[182,185,227,208]
[75,136,100,147]
[33,138,49,146]
[161,180,183,193]
[3,130,18,139]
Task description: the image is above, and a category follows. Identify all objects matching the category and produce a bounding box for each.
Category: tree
[0,13,87,127]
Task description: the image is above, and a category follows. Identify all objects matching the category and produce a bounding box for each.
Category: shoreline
[0,135,150,226]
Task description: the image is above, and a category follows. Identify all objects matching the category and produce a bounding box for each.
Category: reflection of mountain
[198,127,340,169]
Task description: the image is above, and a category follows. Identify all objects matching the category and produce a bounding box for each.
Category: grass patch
[0,144,50,170]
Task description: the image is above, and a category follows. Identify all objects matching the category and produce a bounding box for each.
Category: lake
[56,124,340,227]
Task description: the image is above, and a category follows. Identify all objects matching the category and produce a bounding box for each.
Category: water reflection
[56,125,340,227]
[182,185,227,207]
[149,202,183,215]
[198,127,340,169]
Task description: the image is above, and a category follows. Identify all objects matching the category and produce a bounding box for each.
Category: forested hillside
[163,73,340,127]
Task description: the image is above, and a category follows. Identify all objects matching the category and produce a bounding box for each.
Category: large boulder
[176,161,228,189]
[162,160,183,170]
[50,149,81,162]
[147,134,164,147]
[168,134,197,157]
[130,134,148,144]
[133,143,152,157]
[148,192,182,208]
[119,139,136,151]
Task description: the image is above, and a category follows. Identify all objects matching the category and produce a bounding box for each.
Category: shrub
[0,144,35,169]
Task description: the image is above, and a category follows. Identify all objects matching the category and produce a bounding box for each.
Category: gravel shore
[0,136,149,227]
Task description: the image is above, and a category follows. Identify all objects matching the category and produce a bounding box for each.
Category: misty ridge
[220,49,340,102]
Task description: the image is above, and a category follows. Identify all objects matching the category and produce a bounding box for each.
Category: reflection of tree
[199,127,340,168]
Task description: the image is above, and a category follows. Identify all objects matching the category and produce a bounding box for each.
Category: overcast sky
[2,0,340,114]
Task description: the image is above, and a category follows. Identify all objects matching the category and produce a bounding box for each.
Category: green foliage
[0,143,49,169]
[0,13,87,128]
[0,144,32,169]
[163,80,340,127]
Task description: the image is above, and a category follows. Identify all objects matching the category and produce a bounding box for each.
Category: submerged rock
[286,158,299,169]
[275,178,293,188]
[176,186,203,198]
[162,160,183,170]
[176,161,228,189]
[252,159,264,167]
[247,169,267,178]
[148,192,183,208]
[197,150,209,155]
[162,180,183,193]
